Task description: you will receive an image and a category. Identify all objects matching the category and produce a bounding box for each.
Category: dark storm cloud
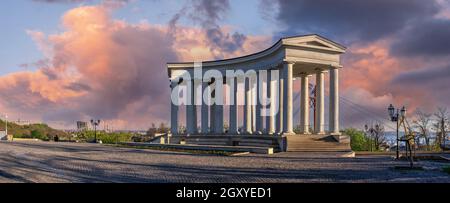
[190,0,247,54]
[206,29,247,53]
[391,19,450,57]
[170,0,247,57]
[273,0,439,42]
[64,82,91,92]
[190,0,230,28]
[392,65,450,86]
[391,64,450,107]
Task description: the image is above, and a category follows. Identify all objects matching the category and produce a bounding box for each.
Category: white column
[170,80,179,135]
[215,78,224,134]
[284,62,295,135]
[300,74,310,134]
[252,79,256,133]
[244,78,252,134]
[209,81,216,134]
[255,72,263,134]
[264,71,269,134]
[215,105,223,134]
[329,67,340,135]
[268,71,276,134]
[201,81,209,134]
[186,79,197,134]
[315,70,325,134]
[210,102,216,134]
[229,77,238,134]
[277,67,284,134]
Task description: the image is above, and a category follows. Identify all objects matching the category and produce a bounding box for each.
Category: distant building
[15,119,31,125]
[0,131,6,140]
[76,121,88,131]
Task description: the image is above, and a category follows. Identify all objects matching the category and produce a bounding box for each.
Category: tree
[413,109,432,150]
[30,129,46,140]
[344,128,369,151]
[146,123,157,137]
[157,123,169,133]
[366,123,386,151]
[434,107,449,151]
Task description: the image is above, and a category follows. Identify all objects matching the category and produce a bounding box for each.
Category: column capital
[283,60,296,65]
[314,68,328,73]
[329,64,343,69]
[299,72,311,77]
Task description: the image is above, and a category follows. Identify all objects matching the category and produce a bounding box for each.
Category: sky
[0,0,450,130]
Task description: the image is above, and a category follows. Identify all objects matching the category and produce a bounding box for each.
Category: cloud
[390,64,450,111]
[0,5,176,129]
[261,0,450,127]
[390,19,450,57]
[169,0,250,59]
[0,3,269,129]
[271,0,439,43]
[340,87,395,130]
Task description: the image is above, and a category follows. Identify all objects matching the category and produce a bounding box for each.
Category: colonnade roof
[167,34,346,71]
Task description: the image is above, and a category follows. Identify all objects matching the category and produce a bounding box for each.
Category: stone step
[121,142,274,154]
[288,149,349,152]
[285,135,351,152]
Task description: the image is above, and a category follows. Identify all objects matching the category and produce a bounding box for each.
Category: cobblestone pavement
[1,141,449,183]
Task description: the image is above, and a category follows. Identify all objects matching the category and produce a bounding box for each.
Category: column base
[282,131,296,136]
[330,132,342,136]
[267,131,276,135]
[300,131,311,135]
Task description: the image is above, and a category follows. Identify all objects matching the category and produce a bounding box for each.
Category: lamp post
[90,119,101,143]
[4,114,7,137]
[388,104,406,159]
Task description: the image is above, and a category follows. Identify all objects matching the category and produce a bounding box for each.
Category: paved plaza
[0,141,449,183]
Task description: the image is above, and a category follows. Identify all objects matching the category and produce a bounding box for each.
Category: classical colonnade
[169,63,340,136]
[167,34,345,137]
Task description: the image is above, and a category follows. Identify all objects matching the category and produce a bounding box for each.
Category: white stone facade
[167,34,346,136]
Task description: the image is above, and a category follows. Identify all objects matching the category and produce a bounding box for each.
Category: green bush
[443,166,450,174]
[344,128,370,151]
[76,130,133,144]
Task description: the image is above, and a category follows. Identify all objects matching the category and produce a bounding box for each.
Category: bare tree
[366,123,386,151]
[413,109,432,150]
[146,123,157,137]
[433,107,449,151]
[157,123,169,133]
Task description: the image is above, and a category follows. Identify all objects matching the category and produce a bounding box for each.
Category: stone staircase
[151,134,352,153]
[285,134,351,152]
[163,135,284,152]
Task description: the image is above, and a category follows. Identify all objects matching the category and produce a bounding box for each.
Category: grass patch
[443,166,450,174]
[113,144,237,156]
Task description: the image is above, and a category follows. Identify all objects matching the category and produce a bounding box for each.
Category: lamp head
[388,104,395,119]
[400,106,406,117]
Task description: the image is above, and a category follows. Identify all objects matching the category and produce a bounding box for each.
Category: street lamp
[364,124,372,152]
[388,104,406,159]
[4,114,7,137]
[90,119,101,143]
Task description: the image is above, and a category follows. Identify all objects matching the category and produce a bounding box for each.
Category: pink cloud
[0,4,269,130]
